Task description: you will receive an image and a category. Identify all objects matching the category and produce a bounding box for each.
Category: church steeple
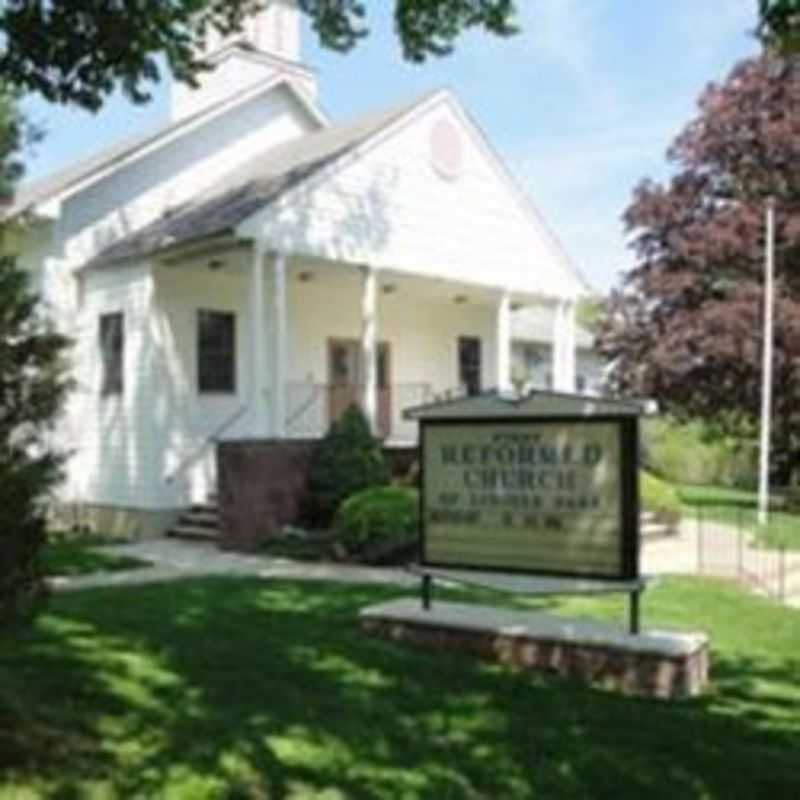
[171,0,317,121]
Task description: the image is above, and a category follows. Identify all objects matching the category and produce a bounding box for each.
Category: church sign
[413,397,642,582]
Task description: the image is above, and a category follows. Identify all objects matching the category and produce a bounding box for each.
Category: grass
[39,536,151,577]
[1,576,798,799]
[678,484,800,550]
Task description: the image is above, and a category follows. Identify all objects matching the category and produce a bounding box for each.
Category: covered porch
[246,247,579,444]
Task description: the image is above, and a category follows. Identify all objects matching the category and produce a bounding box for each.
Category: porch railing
[285,382,433,441]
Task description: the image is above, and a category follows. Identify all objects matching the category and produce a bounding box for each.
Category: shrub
[306,405,391,527]
[334,486,419,563]
[642,417,758,489]
[641,471,682,518]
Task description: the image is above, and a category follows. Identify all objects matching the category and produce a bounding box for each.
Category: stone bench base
[360,599,709,700]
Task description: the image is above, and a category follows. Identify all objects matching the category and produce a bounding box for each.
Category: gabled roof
[7,74,328,220]
[87,90,438,267]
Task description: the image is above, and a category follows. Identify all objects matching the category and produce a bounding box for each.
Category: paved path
[50,529,800,609]
[49,539,417,593]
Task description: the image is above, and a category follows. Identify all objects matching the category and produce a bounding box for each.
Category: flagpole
[757,196,776,527]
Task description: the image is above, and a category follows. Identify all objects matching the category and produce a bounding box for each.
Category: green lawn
[678,484,800,550]
[1,577,798,799]
[39,537,151,577]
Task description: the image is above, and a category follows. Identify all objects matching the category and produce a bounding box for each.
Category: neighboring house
[511,307,605,394]
[3,0,586,537]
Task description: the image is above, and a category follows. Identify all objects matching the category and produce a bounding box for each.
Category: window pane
[99,312,124,396]
[198,311,236,393]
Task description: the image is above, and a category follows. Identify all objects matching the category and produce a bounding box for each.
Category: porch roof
[86,91,437,269]
[403,389,654,420]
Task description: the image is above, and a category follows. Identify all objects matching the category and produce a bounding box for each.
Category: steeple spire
[171,0,316,120]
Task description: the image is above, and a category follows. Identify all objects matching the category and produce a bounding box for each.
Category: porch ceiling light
[453,294,469,304]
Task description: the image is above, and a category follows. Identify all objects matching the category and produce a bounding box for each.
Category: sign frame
[418,413,641,584]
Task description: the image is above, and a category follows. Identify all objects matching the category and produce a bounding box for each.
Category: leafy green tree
[759,0,800,53]
[306,404,390,527]
[0,89,71,629]
[0,1,518,111]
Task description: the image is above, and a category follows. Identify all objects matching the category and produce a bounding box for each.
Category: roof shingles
[87,92,435,268]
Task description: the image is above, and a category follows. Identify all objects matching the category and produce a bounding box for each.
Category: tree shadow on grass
[1,578,798,799]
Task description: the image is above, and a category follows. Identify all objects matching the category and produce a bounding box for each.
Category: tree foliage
[597,55,800,482]
[759,0,800,54]
[0,1,517,111]
[0,90,71,629]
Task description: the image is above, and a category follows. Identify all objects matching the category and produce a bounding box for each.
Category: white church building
[4,0,587,537]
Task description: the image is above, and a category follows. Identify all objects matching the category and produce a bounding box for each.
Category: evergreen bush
[0,256,71,629]
[306,404,390,526]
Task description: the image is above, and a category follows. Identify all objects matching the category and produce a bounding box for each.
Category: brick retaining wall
[360,600,709,700]
[217,440,417,551]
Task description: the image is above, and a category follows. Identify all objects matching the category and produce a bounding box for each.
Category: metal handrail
[285,383,324,429]
[164,404,249,484]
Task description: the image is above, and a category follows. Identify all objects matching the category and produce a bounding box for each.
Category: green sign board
[420,417,640,581]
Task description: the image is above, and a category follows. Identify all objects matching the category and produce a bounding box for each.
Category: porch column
[496,291,512,392]
[360,265,378,433]
[551,300,564,390]
[562,300,577,392]
[250,241,269,436]
[273,250,288,437]
[551,299,577,392]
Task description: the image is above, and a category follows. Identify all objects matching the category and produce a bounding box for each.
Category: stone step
[168,524,219,541]
[191,503,219,515]
[181,510,219,527]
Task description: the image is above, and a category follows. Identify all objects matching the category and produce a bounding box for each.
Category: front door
[327,339,392,437]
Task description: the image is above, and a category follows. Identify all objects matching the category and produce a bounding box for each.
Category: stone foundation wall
[49,503,182,540]
[217,440,417,551]
[361,602,709,700]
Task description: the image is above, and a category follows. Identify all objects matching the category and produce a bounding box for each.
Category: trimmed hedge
[334,486,419,564]
[641,471,682,518]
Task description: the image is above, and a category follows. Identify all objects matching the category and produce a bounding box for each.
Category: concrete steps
[168,497,220,542]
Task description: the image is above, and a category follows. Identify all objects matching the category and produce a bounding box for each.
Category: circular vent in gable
[429,118,464,181]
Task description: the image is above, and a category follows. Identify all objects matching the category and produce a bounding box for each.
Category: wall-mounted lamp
[208,258,225,271]
[510,301,523,312]
[382,283,397,295]
[298,271,314,283]
[453,294,469,305]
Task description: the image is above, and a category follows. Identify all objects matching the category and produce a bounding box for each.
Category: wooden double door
[327,338,392,437]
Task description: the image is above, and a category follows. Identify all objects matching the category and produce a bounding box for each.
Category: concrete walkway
[48,538,417,593]
[50,528,800,609]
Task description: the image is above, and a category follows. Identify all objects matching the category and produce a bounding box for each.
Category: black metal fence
[691,505,799,605]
